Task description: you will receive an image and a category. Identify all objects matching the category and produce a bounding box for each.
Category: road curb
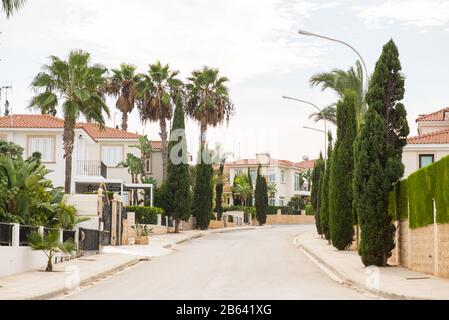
[24,257,142,300]
[298,238,424,300]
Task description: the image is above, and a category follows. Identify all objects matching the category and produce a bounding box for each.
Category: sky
[1,0,449,163]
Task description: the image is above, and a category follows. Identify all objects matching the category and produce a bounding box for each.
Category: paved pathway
[64,225,377,300]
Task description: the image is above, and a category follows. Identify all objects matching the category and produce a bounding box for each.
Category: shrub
[126,206,164,225]
[305,205,313,215]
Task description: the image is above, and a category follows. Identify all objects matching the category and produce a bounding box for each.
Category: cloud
[355,0,449,28]
[33,0,337,82]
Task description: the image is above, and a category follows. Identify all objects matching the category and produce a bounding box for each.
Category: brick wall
[438,224,449,278]
[410,224,434,274]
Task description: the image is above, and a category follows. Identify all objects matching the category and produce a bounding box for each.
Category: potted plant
[132,223,153,245]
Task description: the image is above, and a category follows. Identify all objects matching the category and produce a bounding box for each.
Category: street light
[282,95,327,167]
[297,29,368,92]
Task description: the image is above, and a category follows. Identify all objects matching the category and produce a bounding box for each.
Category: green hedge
[126,206,164,225]
[388,155,449,229]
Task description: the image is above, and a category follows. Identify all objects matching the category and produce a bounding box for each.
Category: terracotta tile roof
[408,128,449,144]
[416,107,449,122]
[0,114,162,148]
[76,122,141,140]
[229,158,316,169]
[0,114,65,128]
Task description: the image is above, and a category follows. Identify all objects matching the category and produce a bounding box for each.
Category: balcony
[76,160,107,178]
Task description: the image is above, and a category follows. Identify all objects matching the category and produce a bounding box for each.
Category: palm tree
[309,60,364,127]
[267,182,277,199]
[302,169,312,191]
[28,230,76,272]
[135,61,183,181]
[2,0,26,18]
[185,66,234,149]
[232,179,252,207]
[130,135,153,178]
[103,63,138,131]
[117,153,141,184]
[30,50,109,193]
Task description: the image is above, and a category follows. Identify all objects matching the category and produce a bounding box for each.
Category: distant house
[0,114,162,203]
[220,153,315,207]
[403,107,449,177]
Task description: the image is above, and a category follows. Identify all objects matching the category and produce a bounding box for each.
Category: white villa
[403,107,449,177]
[0,114,162,204]
[222,153,315,207]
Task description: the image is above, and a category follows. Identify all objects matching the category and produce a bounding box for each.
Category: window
[294,172,302,191]
[268,169,276,183]
[101,146,123,167]
[419,154,434,169]
[145,158,152,173]
[28,136,55,162]
[279,197,285,206]
[249,169,256,182]
[269,197,276,206]
[281,171,285,183]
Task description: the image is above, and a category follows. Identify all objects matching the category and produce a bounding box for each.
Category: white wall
[0,247,64,277]
[403,146,449,178]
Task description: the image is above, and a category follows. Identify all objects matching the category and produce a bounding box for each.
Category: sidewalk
[297,228,449,300]
[0,225,265,300]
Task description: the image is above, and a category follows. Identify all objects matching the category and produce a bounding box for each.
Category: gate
[101,191,112,246]
[79,228,100,253]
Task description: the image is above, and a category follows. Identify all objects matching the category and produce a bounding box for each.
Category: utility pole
[1,85,12,116]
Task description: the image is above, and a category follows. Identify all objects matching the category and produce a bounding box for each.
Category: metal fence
[19,225,39,246]
[0,222,13,246]
[79,228,100,253]
[63,230,76,242]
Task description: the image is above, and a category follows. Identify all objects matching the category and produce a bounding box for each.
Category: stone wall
[209,220,225,229]
[392,219,449,279]
[262,214,315,225]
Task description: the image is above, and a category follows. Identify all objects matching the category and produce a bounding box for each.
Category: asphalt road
[64,225,377,300]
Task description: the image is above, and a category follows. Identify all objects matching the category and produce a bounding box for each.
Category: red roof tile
[416,107,449,122]
[0,114,65,128]
[0,114,162,148]
[408,128,449,144]
[229,158,316,169]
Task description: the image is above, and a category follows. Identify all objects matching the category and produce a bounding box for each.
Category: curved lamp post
[282,95,327,168]
[297,30,368,92]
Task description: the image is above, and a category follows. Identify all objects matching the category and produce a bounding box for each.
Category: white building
[0,114,162,203]
[222,153,315,207]
[403,107,449,177]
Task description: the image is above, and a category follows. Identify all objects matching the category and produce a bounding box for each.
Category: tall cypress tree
[320,132,333,241]
[193,147,214,230]
[247,168,253,206]
[329,91,357,250]
[311,153,324,235]
[255,164,268,225]
[215,161,225,220]
[354,39,409,266]
[165,99,192,233]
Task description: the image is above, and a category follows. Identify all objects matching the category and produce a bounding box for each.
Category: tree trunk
[63,117,76,193]
[159,118,168,181]
[46,257,53,272]
[199,122,207,164]
[174,214,179,233]
[121,111,128,131]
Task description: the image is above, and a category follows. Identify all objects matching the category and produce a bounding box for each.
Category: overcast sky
[1,0,448,162]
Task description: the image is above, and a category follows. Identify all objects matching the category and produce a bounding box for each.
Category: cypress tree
[255,164,268,225]
[193,147,214,230]
[215,161,225,220]
[165,99,192,233]
[354,39,409,266]
[247,168,253,206]
[320,132,333,241]
[311,153,324,235]
[329,91,357,250]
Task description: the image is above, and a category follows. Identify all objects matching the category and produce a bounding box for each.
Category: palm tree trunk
[63,117,76,193]
[46,257,53,272]
[121,111,128,131]
[159,118,168,181]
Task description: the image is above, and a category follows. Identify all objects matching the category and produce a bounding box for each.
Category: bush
[305,205,313,215]
[126,206,164,225]
[266,206,290,215]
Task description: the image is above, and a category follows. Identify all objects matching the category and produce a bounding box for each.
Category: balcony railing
[76,160,107,178]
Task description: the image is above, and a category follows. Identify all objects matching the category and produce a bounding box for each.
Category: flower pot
[135,236,150,245]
